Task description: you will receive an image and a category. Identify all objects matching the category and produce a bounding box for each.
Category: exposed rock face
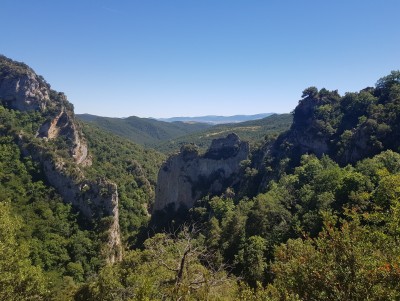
[154,133,249,211]
[288,96,330,157]
[41,157,122,262]
[1,55,120,263]
[0,57,50,111]
[0,55,91,166]
[37,107,91,166]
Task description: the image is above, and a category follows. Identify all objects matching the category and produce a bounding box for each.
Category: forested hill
[260,71,400,179]
[77,113,212,147]
[77,113,293,153]
[0,55,165,298]
[156,113,293,153]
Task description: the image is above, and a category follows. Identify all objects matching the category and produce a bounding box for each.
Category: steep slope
[81,123,165,243]
[77,113,212,146]
[0,55,125,262]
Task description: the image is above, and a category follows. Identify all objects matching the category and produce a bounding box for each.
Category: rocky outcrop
[0,55,91,166]
[154,133,249,211]
[1,55,120,263]
[0,56,50,111]
[41,156,122,262]
[37,107,91,166]
[287,95,330,157]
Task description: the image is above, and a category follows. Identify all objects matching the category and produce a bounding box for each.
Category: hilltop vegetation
[262,71,400,177]
[77,113,293,154]
[77,114,211,147]
[157,113,293,154]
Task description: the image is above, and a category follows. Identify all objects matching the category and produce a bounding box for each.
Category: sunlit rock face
[0,63,50,112]
[154,133,249,212]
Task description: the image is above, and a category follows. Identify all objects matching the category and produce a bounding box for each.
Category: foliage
[158,113,293,154]
[77,226,237,300]
[0,107,103,296]
[77,113,212,148]
[270,210,400,300]
[0,202,48,300]
[81,123,165,243]
[187,150,400,289]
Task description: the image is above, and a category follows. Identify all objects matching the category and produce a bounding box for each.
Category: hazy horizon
[78,112,278,120]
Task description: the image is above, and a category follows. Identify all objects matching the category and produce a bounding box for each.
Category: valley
[1,55,400,300]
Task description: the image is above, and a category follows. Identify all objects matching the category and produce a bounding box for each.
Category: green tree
[235,235,267,287]
[270,212,400,301]
[0,202,48,300]
[301,87,318,99]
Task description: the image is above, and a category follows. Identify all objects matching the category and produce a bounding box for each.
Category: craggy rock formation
[37,106,91,166]
[0,58,50,112]
[285,95,331,157]
[154,133,249,212]
[40,157,122,262]
[0,55,121,263]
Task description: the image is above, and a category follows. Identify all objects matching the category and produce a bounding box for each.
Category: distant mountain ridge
[157,113,274,124]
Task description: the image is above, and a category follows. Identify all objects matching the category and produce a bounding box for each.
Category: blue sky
[2,1,399,118]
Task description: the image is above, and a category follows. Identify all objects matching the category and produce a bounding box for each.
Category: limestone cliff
[0,56,50,112]
[37,106,91,166]
[154,133,249,211]
[43,157,122,262]
[0,55,121,263]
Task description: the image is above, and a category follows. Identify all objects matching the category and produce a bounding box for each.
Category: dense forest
[156,113,293,154]
[77,114,212,148]
[1,54,400,300]
[77,112,292,154]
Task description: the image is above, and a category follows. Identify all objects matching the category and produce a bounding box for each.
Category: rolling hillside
[77,114,212,147]
[77,113,292,153]
[156,113,293,153]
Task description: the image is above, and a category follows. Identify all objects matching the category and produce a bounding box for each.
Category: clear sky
[2,0,399,118]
